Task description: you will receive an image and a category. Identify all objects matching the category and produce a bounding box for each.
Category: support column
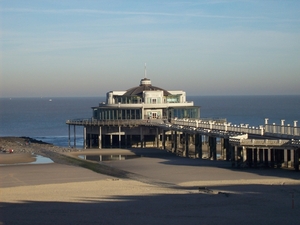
[166,133,170,150]
[224,138,229,160]
[140,127,144,148]
[178,133,182,150]
[242,146,247,163]
[283,149,288,168]
[156,128,160,148]
[73,125,76,148]
[290,149,294,168]
[195,134,202,159]
[68,124,71,147]
[231,146,236,167]
[110,134,112,148]
[208,136,211,159]
[181,133,185,156]
[224,138,230,161]
[172,131,175,151]
[99,126,102,149]
[294,148,299,171]
[185,133,189,158]
[170,131,174,152]
[173,131,177,153]
[162,130,166,150]
[220,138,225,160]
[118,126,121,148]
[199,134,203,159]
[209,136,217,160]
[83,126,87,149]
[203,135,209,158]
[237,147,243,167]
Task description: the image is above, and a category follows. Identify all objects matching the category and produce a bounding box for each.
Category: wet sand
[0,137,299,225]
[0,152,36,164]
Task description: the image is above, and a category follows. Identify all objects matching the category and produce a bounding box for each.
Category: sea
[0,95,299,148]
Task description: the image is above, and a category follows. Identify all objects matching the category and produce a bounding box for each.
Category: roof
[123,78,171,96]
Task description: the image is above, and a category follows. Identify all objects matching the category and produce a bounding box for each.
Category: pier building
[67,76,200,149]
[94,77,199,122]
[67,72,299,171]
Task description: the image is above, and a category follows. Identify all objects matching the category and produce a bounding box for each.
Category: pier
[66,117,300,171]
[66,76,300,171]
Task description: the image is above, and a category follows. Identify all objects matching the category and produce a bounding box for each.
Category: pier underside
[68,124,300,171]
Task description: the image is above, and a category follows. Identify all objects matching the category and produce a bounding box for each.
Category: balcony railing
[67,118,152,126]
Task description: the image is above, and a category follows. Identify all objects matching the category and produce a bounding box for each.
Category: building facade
[92,77,199,122]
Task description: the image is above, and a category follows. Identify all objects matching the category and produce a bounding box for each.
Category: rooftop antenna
[144,63,147,78]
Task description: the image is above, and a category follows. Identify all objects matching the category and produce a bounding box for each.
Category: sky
[1,0,300,97]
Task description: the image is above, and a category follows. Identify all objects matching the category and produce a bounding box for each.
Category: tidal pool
[78,154,140,162]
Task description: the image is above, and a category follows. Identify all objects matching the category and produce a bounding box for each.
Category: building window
[122,110,126,119]
[136,109,141,119]
[126,110,131,119]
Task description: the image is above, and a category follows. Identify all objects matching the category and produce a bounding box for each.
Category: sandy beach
[0,137,299,225]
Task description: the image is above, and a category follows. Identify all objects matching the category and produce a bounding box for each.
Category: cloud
[1,7,264,21]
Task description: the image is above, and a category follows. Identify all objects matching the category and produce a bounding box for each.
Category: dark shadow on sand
[117,148,300,181]
[1,184,299,225]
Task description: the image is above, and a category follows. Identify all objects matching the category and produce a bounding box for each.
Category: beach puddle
[31,154,54,164]
[0,154,54,166]
[79,154,140,162]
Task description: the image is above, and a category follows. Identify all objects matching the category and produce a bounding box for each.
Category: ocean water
[0,96,299,147]
[190,95,300,126]
[0,97,104,147]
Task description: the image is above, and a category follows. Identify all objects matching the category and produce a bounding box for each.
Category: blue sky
[1,0,300,97]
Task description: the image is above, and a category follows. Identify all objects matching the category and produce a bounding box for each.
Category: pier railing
[265,124,300,137]
[66,118,153,127]
[66,118,300,139]
[171,118,300,139]
[229,138,290,146]
[229,138,300,148]
[171,119,264,136]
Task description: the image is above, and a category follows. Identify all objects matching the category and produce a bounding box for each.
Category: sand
[0,137,299,225]
[0,152,36,164]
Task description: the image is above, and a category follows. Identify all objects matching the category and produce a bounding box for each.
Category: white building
[92,77,200,121]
